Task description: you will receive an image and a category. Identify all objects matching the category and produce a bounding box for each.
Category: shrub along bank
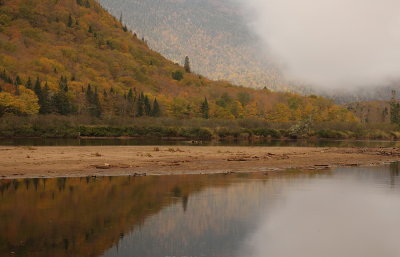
[1,115,400,141]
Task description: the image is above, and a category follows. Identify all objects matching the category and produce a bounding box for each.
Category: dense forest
[11,0,400,141]
[0,0,356,123]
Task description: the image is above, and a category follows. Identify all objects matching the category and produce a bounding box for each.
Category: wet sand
[0,146,399,179]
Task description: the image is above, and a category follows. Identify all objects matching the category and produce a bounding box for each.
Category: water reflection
[240,166,400,257]
[1,166,400,257]
[1,137,400,148]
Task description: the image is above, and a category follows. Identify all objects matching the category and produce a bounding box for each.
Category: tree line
[0,70,165,118]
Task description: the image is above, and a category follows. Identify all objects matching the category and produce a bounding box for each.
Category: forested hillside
[0,0,355,124]
[98,0,301,92]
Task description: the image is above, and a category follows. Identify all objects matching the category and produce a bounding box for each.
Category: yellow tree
[0,87,39,115]
[267,103,290,122]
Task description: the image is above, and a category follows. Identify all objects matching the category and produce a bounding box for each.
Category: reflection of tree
[182,195,189,212]
[389,162,400,187]
[0,174,240,257]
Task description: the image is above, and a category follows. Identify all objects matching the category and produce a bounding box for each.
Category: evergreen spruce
[53,91,72,115]
[26,77,32,89]
[127,88,134,102]
[184,56,191,73]
[92,87,102,117]
[200,97,209,119]
[68,14,73,27]
[39,83,52,114]
[0,69,6,81]
[172,71,183,81]
[136,92,144,117]
[0,70,13,84]
[86,84,92,98]
[15,75,22,86]
[151,98,161,117]
[53,77,73,115]
[59,76,68,92]
[144,95,151,116]
[33,77,42,106]
[86,84,102,117]
[34,77,41,94]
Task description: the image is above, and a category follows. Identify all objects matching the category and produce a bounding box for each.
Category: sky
[236,0,400,90]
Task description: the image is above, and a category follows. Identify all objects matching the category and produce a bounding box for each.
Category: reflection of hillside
[0,171,326,257]
[101,171,331,257]
[0,175,218,257]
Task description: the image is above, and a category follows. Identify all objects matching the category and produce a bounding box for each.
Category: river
[1,137,400,148]
[1,163,400,256]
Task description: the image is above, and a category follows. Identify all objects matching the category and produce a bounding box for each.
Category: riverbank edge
[1,146,400,179]
[3,135,400,143]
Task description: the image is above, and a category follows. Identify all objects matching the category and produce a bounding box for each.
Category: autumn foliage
[0,0,356,124]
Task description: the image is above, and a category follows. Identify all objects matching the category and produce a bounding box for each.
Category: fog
[236,0,400,89]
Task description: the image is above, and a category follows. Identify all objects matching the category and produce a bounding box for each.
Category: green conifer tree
[136,92,144,117]
[40,82,51,114]
[59,76,68,92]
[53,91,72,115]
[144,95,151,116]
[26,77,32,89]
[53,77,73,115]
[200,97,209,119]
[68,14,73,27]
[34,77,41,96]
[92,87,102,117]
[15,75,22,86]
[127,88,134,102]
[151,98,161,117]
[184,56,191,73]
[172,71,183,81]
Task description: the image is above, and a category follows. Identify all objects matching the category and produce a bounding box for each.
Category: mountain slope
[98,0,300,91]
[0,0,355,123]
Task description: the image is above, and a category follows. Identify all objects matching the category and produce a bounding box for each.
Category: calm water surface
[1,137,400,148]
[1,164,400,257]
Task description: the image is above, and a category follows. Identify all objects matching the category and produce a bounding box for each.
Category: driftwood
[227,158,248,162]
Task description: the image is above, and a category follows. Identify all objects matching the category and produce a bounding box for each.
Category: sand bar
[0,146,399,179]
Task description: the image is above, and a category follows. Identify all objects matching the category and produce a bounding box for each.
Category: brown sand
[0,146,399,179]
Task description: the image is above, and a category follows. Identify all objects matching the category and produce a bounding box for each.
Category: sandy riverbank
[0,146,399,179]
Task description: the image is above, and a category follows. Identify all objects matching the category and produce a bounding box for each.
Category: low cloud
[236,0,400,89]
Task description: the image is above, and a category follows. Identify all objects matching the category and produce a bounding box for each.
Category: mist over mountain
[98,0,305,92]
[99,0,400,103]
[238,0,400,89]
